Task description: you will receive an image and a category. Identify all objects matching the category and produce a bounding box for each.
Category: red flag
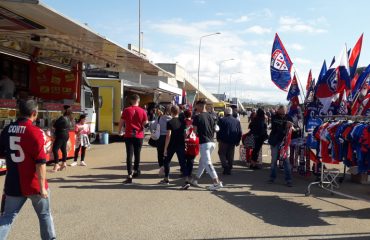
[306,69,312,91]
[349,33,363,79]
[308,149,319,163]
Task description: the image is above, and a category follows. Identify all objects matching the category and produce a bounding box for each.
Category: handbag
[148,137,158,147]
[150,117,161,140]
[244,132,255,148]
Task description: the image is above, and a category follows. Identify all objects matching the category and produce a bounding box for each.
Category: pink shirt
[75,123,90,136]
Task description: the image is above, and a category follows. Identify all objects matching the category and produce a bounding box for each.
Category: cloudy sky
[44,0,369,103]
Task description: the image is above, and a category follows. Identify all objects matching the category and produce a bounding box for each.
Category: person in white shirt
[0,75,15,99]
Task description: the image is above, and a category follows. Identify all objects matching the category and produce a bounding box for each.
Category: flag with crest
[270,33,293,91]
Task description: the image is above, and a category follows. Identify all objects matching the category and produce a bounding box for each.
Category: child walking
[71,114,90,166]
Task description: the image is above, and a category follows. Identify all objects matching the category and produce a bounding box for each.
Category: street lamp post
[229,72,241,99]
[197,32,220,99]
[218,58,234,95]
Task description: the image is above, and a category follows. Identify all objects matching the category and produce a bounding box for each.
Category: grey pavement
[3,118,370,240]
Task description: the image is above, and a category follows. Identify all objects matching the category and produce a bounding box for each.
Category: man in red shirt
[118,94,148,184]
[0,100,56,239]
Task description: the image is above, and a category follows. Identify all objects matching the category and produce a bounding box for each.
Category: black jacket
[217,115,242,146]
[249,118,268,140]
[268,114,293,146]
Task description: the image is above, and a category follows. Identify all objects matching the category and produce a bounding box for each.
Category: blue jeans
[0,191,56,240]
[270,145,292,183]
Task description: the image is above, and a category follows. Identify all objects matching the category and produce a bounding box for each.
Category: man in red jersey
[118,94,148,184]
[0,100,56,240]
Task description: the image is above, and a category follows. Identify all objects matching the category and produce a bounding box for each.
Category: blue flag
[351,64,370,100]
[287,74,300,101]
[314,60,327,94]
[270,33,293,91]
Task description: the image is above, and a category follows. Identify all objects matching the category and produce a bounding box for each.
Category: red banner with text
[29,63,79,100]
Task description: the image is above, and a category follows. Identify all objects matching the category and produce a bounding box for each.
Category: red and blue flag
[351,64,370,100]
[349,34,363,79]
[287,74,300,101]
[270,33,293,91]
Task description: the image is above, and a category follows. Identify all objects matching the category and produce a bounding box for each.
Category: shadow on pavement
[189,232,370,240]
[212,190,330,227]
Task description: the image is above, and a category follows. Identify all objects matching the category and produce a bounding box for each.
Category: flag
[337,90,348,115]
[306,69,312,91]
[351,64,370,100]
[329,56,336,68]
[349,33,363,79]
[337,45,351,93]
[315,60,327,94]
[270,33,293,91]
[317,46,350,98]
[308,149,319,164]
[305,79,316,104]
[316,68,337,98]
[287,74,300,101]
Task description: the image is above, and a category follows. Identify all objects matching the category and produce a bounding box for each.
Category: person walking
[248,108,268,169]
[0,100,56,240]
[191,99,223,191]
[159,105,186,185]
[70,114,90,167]
[156,105,172,176]
[268,105,294,187]
[217,107,242,175]
[180,109,199,190]
[51,105,73,172]
[118,94,148,184]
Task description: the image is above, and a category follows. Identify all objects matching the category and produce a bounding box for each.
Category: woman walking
[156,105,172,176]
[248,108,268,169]
[70,114,90,167]
[52,105,73,172]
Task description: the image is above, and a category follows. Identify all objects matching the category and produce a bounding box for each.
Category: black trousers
[163,145,186,178]
[252,137,264,162]
[156,135,166,167]
[74,145,87,162]
[52,134,69,164]
[125,138,143,176]
[218,141,235,170]
[184,155,195,177]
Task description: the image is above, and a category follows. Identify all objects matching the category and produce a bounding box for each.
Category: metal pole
[196,32,221,100]
[138,0,141,56]
[197,38,202,99]
[218,63,221,95]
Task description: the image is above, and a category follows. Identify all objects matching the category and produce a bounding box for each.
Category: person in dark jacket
[248,108,268,169]
[51,105,73,172]
[268,105,293,187]
[217,107,242,175]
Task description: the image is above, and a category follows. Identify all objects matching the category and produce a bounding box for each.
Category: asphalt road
[2,117,370,240]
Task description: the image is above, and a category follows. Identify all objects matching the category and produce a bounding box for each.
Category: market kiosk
[0,54,83,163]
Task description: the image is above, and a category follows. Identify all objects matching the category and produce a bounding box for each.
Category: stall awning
[0,0,171,76]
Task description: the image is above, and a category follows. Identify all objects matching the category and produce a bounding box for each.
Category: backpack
[185,126,199,156]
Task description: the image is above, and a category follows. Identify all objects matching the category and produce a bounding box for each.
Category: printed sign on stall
[30,63,79,100]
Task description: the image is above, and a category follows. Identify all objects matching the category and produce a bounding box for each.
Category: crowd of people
[0,95,295,239]
[118,94,295,190]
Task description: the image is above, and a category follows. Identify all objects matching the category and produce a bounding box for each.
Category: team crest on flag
[271,49,289,71]
[327,71,338,93]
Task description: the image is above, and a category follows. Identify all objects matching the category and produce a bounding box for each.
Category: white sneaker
[191,179,201,188]
[158,166,164,177]
[70,162,78,167]
[208,182,223,191]
[80,161,87,166]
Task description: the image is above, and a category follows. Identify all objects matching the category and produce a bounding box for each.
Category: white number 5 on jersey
[10,136,25,163]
